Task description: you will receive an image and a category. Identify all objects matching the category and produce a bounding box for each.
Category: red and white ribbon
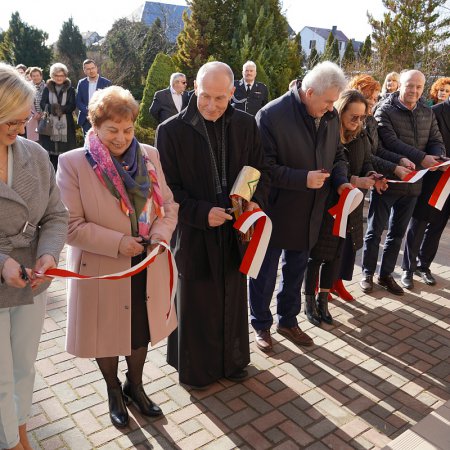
[234,209,272,279]
[388,160,450,184]
[328,187,364,238]
[41,242,177,323]
[428,167,450,210]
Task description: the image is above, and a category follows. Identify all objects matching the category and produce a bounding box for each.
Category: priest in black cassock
[156,61,270,389]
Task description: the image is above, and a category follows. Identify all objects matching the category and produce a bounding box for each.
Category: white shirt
[170,87,183,112]
[88,76,99,101]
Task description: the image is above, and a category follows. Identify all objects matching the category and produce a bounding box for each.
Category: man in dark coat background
[149,72,189,124]
[156,61,269,389]
[231,60,268,116]
[360,70,444,295]
[248,61,349,353]
[400,95,449,287]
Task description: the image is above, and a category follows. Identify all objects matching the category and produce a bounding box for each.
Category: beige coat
[56,145,178,358]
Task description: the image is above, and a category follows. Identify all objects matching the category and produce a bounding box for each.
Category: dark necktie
[246,84,251,94]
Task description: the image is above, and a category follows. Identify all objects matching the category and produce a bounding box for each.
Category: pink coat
[56,144,179,358]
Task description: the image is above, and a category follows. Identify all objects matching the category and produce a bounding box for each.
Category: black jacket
[150,87,189,124]
[232,79,269,116]
[256,88,348,251]
[311,131,374,260]
[413,99,450,221]
[156,95,270,280]
[374,91,444,196]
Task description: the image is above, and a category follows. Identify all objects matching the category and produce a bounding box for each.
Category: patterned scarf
[84,129,165,238]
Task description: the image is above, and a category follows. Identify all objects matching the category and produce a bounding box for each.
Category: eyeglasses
[5,114,34,132]
[350,114,367,123]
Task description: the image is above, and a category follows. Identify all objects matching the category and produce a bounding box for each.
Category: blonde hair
[381,72,400,95]
[0,62,35,124]
[88,85,139,127]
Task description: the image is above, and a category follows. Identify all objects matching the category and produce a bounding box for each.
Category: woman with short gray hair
[0,62,68,450]
[40,62,77,170]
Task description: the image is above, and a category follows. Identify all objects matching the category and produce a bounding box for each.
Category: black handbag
[37,105,52,136]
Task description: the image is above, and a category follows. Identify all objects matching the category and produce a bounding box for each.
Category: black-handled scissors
[20,264,29,282]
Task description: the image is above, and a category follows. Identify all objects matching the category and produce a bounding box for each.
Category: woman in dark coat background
[40,62,76,170]
[303,90,386,326]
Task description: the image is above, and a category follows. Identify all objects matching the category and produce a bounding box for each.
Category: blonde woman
[0,63,68,450]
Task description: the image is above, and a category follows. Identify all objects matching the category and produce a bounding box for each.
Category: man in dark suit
[149,73,189,124]
[248,62,349,352]
[76,59,111,135]
[231,61,268,116]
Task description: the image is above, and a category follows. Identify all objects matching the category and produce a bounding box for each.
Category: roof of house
[302,26,349,42]
[129,1,189,42]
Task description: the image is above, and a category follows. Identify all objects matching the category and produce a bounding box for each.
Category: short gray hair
[243,60,257,71]
[399,70,425,85]
[170,72,186,86]
[50,62,69,78]
[196,61,234,90]
[0,62,35,124]
[302,61,347,96]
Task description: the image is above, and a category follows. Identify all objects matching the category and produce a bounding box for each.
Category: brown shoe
[276,325,314,347]
[254,329,273,352]
[377,275,404,296]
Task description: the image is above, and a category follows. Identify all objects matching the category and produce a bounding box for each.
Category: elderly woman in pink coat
[56,86,178,429]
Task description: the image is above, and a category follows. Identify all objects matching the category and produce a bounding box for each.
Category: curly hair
[348,74,381,99]
[429,77,450,103]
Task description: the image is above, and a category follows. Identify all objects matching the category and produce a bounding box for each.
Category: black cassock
[156,97,269,387]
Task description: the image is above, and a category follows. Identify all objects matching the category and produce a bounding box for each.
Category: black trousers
[402,200,450,271]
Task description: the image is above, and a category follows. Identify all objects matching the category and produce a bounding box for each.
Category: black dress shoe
[360,274,373,293]
[317,292,333,325]
[401,270,414,289]
[123,375,163,417]
[225,369,248,382]
[415,268,436,286]
[107,385,129,428]
[304,294,321,326]
[377,275,404,296]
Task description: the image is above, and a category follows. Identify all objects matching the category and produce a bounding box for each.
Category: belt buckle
[22,221,37,237]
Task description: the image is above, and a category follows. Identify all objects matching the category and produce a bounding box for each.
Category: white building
[300,25,352,60]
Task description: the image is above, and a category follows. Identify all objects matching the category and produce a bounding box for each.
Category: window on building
[309,40,316,49]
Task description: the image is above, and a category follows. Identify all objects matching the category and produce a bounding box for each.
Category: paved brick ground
[29,221,450,449]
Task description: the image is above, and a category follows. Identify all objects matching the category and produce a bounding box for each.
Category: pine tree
[286,32,304,81]
[102,18,149,99]
[308,47,320,69]
[322,32,339,63]
[137,53,176,129]
[56,18,87,82]
[367,0,450,76]
[141,18,171,76]
[359,35,372,65]
[0,12,52,69]
[342,39,356,68]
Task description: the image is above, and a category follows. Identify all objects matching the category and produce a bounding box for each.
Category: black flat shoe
[107,384,129,428]
[225,369,248,382]
[123,375,163,417]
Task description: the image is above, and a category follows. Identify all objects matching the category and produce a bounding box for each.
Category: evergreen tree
[286,32,304,81]
[322,32,339,63]
[308,47,320,69]
[0,12,52,69]
[137,53,176,129]
[141,18,171,76]
[102,18,149,99]
[359,35,372,64]
[342,39,356,68]
[56,18,86,82]
[367,0,450,75]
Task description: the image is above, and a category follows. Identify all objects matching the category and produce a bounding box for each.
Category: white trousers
[0,292,46,449]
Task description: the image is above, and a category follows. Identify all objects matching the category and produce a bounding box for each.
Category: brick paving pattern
[29,222,450,449]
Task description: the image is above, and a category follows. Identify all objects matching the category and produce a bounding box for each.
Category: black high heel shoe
[107,382,129,428]
[123,374,163,417]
